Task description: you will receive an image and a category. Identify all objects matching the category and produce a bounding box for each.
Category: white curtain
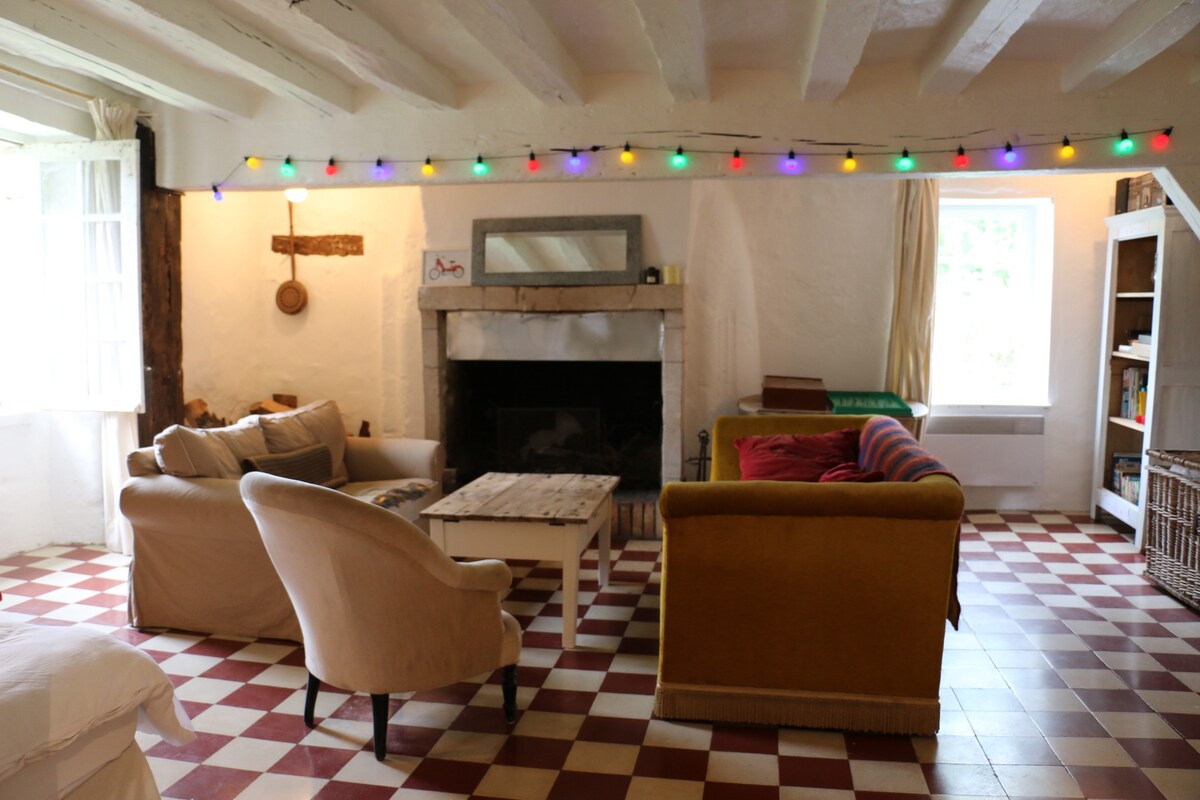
[886,179,939,439]
[89,98,140,553]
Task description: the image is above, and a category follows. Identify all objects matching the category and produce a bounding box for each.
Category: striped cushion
[858,416,957,483]
[242,443,343,487]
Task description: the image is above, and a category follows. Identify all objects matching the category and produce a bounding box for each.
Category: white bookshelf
[1091,206,1200,548]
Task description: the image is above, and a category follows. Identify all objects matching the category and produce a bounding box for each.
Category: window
[931,198,1053,408]
[0,141,142,414]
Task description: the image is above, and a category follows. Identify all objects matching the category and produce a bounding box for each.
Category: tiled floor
[2,511,1200,799]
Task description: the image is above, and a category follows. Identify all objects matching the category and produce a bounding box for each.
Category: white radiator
[923,414,1045,487]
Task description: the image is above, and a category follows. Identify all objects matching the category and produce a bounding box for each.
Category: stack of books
[1121,366,1148,423]
[1112,452,1142,503]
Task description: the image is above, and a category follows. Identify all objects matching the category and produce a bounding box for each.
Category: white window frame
[931,198,1054,414]
[0,141,143,414]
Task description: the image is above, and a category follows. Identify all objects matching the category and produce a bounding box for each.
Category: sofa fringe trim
[654,682,940,736]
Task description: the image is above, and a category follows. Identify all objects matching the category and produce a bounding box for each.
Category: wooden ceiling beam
[90,0,354,117]
[798,0,883,102]
[0,0,256,119]
[631,0,709,102]
[233,0,456,110]
[1062,0,1200,92]
[919,0,1044,95]
[438,0,584,105]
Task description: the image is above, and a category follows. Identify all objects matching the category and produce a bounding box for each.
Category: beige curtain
[89,97,140,553]
[886,179,939,439]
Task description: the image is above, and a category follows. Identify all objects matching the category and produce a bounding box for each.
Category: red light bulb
[954,146,968,168]
[325,158,337,176]
[527,152,540,171]
[729,148,743,170]
[1153,128,1172,149]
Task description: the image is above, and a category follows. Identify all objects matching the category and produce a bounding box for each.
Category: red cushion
[819,461,886,483]
[733,429,859,482]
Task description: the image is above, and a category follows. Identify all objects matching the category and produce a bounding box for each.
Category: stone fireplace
[418,285,684,488]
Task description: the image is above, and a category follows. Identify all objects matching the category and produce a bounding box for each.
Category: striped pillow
[242,443,346,488]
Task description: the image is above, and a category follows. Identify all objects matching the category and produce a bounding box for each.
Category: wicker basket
[1145,450,1200,612]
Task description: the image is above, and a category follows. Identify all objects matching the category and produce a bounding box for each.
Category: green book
[826,391,913,417]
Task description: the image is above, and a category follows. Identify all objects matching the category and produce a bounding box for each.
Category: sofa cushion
[819,461,885,483]
[342,479,438,524]
[242,443,347,488]
[733,429,859,482]
[858,416,956,482]
[154,423,269,479]
[244,400,349,482]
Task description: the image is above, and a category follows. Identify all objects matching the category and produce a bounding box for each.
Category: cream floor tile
[247,663,308,690]
[332,751,420,787]
[963,710,1041,737]
[608,654,658,675]
[228,642,295,663]
[515,648,562,669]
[1144,767,1200,800]
[1046,736,1137,767]
[157,652,224,677]
[145,756,196,793]
[1096,650,1168,671]
[424,731,507,763]
[276,687,357,719]
[392,789,469,800]
[1094,712,1183,739]
[1137,690,1200,715]
[1056,668,1129,689]
[625,777,705,800]
[706,751,779,785]
[388,701,464,730]
[189,703,266,736]
[1013,688,1088,712]
[511,710,585,740]
[563,741,640,775]
[474,765,557,800]
[203,736,292,771]
[992,765,1083,797]
[777,729,847,759]
[171,676,243,705]
[234,772,326,800]
[298,717,374,750]
[849,760,929,794]
[643,719,713,750]
[588,691,655,719]
[541,668,607,692]
[913,735,989,764]
[780,789,854,800]
[1133,636,1200,654]
[137,632,206,653]
[584,604,636,621]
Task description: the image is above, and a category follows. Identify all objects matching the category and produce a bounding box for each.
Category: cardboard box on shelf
[761,375,830,412]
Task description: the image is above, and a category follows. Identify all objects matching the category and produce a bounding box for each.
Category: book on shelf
[761,375,830,412]
[1120,366,1148,421]
[1111,451,1143,504]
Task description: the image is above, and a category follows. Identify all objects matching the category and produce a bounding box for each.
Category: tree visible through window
[931,199,1053,407]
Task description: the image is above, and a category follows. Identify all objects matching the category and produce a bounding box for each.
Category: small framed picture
[423,249,470,286]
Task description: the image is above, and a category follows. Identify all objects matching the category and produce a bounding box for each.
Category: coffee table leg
[561,526,579,649]
[598,497,611,588]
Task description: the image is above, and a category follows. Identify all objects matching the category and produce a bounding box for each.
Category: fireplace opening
[445,360,662,490]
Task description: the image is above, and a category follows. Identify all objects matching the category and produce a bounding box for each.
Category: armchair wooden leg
[502,664,517,724]
[304,672,320,728]
[371,694,389,761]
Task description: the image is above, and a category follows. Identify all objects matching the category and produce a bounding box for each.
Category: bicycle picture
[428,256,464,280]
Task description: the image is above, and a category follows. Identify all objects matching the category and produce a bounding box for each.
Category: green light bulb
[1117,130,1133,154]
[280,157,296,178]
[473,156,489,176]
[896,149,914,171]
[670,146,687,169]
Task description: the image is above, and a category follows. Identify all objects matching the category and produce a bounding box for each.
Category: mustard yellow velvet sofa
[655,414,964,736]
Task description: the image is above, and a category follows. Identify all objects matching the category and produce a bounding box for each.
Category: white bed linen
[0,711,145,800]
[0,623,193,788]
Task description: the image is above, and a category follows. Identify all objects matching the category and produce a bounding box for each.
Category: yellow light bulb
[421,159,435,177]
[1060,144,1075,158]
[620,149,634,165]
[245,156,261,169]
[843,156,857,172]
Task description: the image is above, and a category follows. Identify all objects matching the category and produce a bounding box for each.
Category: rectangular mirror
[472,215,642,286]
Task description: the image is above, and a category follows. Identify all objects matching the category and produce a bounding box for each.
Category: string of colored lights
[210,127,1172,200]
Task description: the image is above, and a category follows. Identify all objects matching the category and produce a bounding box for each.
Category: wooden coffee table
[422,472,619,649]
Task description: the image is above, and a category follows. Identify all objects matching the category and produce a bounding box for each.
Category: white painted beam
[89,0,354,117]
[919,0,1044,95]
[631,0,709,102]
[1062,0,1200,92]
[233,0,455,110]
[0,81,92,139]
[0,0,256,119]
[0,50,144,112]
[800,0,882,101]
[439,0,584,105]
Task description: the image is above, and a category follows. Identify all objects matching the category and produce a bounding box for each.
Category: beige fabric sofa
[120,401,445,642]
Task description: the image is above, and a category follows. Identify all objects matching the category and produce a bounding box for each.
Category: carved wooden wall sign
[270,234,364,257]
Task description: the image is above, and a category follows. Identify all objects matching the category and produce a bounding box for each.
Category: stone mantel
[418,284,683,312]
[420,283,685,485]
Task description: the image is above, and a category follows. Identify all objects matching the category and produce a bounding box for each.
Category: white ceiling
[1,0,1197,191]
[2,0,1198,136]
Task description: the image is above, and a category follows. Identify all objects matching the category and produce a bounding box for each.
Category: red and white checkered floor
[2,511,1199,799]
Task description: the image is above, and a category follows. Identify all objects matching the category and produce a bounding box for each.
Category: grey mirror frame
[471,215,642,286]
